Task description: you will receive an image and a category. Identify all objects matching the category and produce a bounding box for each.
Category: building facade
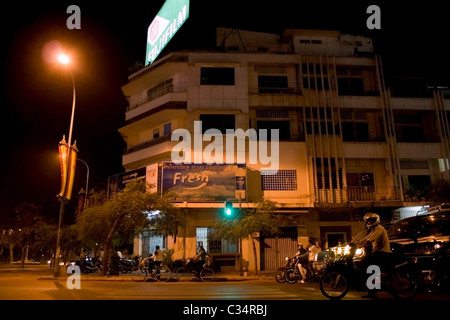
[117,28,450,271]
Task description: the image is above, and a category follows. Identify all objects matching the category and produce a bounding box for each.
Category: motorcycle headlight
[344,245,351,255]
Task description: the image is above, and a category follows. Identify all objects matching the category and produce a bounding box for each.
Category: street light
[53,50,78,278]
[77,158,90,210]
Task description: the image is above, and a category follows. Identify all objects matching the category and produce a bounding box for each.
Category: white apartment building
[116,28,450,271]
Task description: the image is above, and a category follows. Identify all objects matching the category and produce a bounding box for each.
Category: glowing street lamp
[57,53,70,65]
[52,49,78,278]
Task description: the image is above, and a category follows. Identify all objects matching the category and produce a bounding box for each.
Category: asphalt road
[0,264,449,319]
[0,266,330,300]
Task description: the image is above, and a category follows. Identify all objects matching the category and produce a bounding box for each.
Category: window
[346,172,375,201]
[304,107,339,135]
[337,68,365,95]
[200,67,235,85]
[340,110,370,142]
[257,120,291,141]
[314,158,342,189]
[153,128,160,139]
[407,175,431,195]
[300,39,322,44]
[258,75,289,93]
[163,123,171,136]
[147,79,173,101]
[196,228,238,254]
[347,173,374,187]
[261,170,297,191]
[302,64,329,90]
[394,111,438,142]
[341,122,369,141]
[200,114,235,133]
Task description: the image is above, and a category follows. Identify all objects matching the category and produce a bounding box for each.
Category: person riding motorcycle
[350,212,392,298]
[298,238,320,283]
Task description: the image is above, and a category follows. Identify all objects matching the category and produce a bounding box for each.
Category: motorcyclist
[351,212,392,298]
[298,238,320,283]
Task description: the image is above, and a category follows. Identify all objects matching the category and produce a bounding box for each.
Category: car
[388,209,450,245]
[416,203,450,216]
[388,210,450,293]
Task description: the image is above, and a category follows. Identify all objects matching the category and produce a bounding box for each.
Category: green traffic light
[224,201,233,218]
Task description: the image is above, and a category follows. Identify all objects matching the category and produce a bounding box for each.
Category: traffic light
[224,201,234,218]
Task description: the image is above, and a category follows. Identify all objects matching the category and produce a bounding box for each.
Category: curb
[38,274,274,282]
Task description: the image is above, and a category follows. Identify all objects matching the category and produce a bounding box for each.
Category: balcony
[346,186,401,203]
[314,186,402,205]
[125,85,187,122]
[122,135,178,168]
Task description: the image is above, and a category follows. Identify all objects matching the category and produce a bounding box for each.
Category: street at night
[1,2,450,320]
[1,265,449,301]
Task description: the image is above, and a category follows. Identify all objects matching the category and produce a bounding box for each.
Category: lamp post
[77,158,90,210]
[54,53,78,278]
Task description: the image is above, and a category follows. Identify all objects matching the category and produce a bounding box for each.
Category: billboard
[107,164,158,199]
[161,162,246,202]
[145,0,190,65]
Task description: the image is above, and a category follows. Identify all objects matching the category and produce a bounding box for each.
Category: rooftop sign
[145,0,190,65]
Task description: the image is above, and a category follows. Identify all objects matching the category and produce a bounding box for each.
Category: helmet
[363,212,380,228]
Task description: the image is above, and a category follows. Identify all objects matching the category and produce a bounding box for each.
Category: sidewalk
[1,262,275,282]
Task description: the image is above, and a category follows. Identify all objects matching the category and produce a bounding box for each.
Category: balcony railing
[347,186,376,201]
[123,134,172,155]
[314,186,401,203]
[126,84,187,112]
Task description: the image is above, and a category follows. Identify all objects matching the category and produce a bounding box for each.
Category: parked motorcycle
[119,255,141,274]
[77,256,102,274]
[319,243,418,300]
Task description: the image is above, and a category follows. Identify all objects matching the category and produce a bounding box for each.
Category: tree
[240,199,279,275]
[8,202,46,267]
[424,179,450,204]
[143,193,184,270]
[210,199,281,275]
[28,222,58,264]
[77,180,178,275]
[147,192,185,243]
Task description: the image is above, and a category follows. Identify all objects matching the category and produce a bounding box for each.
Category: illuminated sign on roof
[145,0,190,65]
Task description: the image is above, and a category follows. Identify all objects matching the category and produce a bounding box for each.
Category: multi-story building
[117,28,450,271]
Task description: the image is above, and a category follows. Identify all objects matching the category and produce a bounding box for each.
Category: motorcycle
[275,256,297,283]
[77,255,103,274]
[319,243,418,300]
[119,255,141,274]
[275,252,330,284]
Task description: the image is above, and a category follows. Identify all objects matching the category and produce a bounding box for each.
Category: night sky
[1,1,448,224]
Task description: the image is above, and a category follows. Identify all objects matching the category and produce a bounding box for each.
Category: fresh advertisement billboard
[161,162,246,202]
[145,0,190,65]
